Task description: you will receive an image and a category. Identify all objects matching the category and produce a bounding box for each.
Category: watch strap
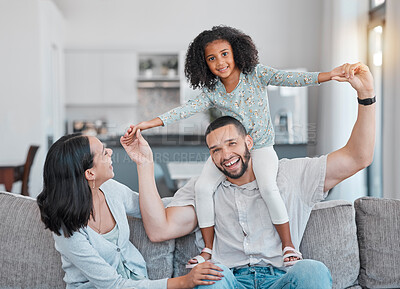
[357,96,376,105]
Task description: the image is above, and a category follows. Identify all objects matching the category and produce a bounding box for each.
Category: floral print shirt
[159,64,319,149]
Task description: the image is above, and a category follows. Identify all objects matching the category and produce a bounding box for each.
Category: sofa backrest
[0,192,175,289]
[0,192,65,289]
[2,191,399,289]
[0,192,359,288]
[300,199,360,289]
[127,217,175,279]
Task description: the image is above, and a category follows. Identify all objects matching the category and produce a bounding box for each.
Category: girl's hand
[123,118,164,145]
[120,129,153,166]
[182,262,224,288]
[123,122,151,146]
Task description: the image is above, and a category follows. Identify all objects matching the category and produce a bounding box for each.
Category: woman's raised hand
[120,129,153,166]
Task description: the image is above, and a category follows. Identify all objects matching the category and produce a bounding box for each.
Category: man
[121,62,376,288]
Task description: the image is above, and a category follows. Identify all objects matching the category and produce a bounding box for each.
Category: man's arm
[324,63,376,192]
[120,130,197,242]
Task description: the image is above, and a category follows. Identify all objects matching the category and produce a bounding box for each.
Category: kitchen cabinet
[65,50,137,105]
[136,53,180,88]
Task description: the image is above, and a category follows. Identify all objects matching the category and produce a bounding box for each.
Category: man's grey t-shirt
[167,155,328,269]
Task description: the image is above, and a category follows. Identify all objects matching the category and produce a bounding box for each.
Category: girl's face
[204,39,241,83]
[88,136,114,186]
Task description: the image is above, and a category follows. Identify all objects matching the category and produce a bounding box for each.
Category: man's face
[206,124,253,180]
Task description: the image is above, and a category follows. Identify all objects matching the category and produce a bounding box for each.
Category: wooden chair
[14,145,39,196]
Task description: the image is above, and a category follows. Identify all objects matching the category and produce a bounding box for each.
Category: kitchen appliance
[267,71,308,144]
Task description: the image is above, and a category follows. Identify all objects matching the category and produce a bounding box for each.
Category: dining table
[166,161,206,190]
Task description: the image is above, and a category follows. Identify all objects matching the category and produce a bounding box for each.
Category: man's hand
[120,129,153,166]
[332,62,375,98]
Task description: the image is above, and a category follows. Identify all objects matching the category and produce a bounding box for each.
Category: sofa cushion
[300,200,360,289]
[172,232,199,277]
[355,197,400,288]
[0,192,65,289]
[127,216,175,280]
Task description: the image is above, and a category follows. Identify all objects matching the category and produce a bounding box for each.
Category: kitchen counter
[106,133,308,196]
[100,134,206,148]
[101,133,307,150]
[108,137,209,197]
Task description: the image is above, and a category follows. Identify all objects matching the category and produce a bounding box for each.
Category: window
[370,0,385,9]
[367,1,385,197]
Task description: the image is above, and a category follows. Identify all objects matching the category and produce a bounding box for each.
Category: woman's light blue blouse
[101,224,146,281]
[159,64,319,149]
[52,179,168,289]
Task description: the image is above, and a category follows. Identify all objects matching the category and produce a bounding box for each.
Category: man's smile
[222,156,240,169]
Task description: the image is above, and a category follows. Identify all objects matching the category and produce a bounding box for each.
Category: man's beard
[216,146,251,179]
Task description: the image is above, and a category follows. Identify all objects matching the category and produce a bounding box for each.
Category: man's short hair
[205,116,248,145]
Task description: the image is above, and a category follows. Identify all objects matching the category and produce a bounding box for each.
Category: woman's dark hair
[185,25,259,90]
[37,134,94,238]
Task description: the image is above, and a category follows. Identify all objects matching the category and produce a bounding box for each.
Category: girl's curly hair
[185,25,259,91]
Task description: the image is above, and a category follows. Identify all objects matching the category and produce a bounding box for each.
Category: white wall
[0,0,65,197]
[4,0,361,197]
[0,0,44,195]
[317,0,369,202]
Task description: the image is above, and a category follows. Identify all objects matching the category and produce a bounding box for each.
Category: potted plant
[162,57,178,77]
[139,59,154,77]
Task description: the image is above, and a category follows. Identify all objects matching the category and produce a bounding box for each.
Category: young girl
[125,25,343,268]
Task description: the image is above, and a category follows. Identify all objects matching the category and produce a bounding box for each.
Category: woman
[37,133,228,289]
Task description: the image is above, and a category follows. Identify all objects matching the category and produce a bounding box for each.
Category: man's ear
[245,134,254,150]
[85,169,95,182]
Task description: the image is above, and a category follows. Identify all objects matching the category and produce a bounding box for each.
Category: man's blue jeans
[197,260,332,289]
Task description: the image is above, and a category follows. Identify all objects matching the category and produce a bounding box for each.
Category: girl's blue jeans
[196,260,332,289]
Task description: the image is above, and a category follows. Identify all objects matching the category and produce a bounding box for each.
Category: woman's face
[88,136,114,185]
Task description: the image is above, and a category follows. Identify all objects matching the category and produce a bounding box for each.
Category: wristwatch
[357,96,376,105]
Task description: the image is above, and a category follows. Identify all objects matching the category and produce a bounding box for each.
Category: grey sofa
[0,191,399,289]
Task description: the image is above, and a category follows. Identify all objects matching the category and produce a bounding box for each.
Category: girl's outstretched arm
[123,91,213,145]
